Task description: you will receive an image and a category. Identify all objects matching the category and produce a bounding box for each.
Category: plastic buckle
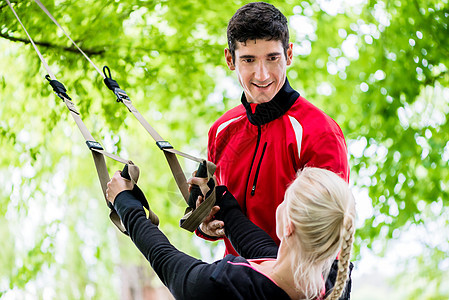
[156,141,173,150]
[114,88,130,102]
[86,140,104,150]
[45,76,72,101]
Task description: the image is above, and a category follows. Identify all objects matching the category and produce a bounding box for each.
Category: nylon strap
[5,0,56,80]
[179,161,217,232]
[57,91,132,234]
[120,98,198,201]
[33,0,105,78]
[121,93,218,232]
[106,72,217,232]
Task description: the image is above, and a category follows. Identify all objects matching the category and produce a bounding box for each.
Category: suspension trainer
[5,0,160,235]
[8,0,217,233]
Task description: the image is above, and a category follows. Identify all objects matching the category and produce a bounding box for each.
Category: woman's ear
[285,221,295,238]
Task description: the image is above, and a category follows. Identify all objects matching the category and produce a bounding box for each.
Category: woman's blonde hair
[284,168,355,300]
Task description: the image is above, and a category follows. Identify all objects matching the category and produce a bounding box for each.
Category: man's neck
[241,78,299,126]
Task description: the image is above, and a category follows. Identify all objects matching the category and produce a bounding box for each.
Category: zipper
[251,142,267,196]
[244,126,262,201]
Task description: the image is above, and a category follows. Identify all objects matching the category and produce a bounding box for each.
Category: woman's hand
[106,170,134,204]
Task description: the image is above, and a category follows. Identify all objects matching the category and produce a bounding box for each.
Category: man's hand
[188,175,225,238]
[197,196,225,237]
[106,170,134,204]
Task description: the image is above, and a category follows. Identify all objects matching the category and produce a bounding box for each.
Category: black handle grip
[188,162,207,209]
[119,164,150,211]
[121,164,130,180]
[107,164,130,210]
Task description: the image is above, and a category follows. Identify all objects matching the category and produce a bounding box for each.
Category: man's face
[225,39,293,104]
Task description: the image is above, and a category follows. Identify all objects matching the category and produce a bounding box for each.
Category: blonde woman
[106,167,355,300]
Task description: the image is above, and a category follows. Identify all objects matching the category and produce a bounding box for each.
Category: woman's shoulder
[209,255,290,300]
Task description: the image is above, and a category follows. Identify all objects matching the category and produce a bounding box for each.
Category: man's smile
[252,81,273,89]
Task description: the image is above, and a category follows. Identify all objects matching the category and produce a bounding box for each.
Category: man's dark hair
[227,2,289,62]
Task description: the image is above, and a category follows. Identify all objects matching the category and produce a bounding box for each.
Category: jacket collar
[241,78,299,126]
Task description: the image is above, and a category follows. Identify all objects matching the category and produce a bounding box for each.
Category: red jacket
[203,80,349,256]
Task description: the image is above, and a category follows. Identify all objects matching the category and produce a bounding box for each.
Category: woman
[106,168,355,300]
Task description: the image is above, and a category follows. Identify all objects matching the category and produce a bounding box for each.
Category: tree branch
[0,32,105,56]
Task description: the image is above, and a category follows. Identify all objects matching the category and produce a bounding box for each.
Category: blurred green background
[1,0,448,299]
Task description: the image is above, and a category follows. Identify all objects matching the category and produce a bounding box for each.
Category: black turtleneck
[241,78,299,126]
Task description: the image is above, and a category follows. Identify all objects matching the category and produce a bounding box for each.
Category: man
[196,2,349,257]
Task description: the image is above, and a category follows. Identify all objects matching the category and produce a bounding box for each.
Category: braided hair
[284,168,356,299]
[326,216,355,300]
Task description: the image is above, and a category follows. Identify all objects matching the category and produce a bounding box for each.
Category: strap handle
[179,161,217,232]
[187,161,208,209]
[121,164,159,226]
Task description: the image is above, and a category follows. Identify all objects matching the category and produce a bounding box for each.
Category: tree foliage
[0,0,448,299]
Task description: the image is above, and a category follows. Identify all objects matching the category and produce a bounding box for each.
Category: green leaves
[1,0,448,298]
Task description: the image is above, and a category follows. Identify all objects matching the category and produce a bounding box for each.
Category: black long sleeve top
[114,186,351,300]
